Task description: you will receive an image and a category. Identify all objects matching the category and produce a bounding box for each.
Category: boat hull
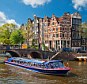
[5,61,70,75]
[74,57,87,61]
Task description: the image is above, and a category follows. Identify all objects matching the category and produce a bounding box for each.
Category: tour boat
[5,57,70,75]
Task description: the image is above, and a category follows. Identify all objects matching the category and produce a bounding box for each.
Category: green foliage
[31,45,38,50]
[32,39,37,46]
[24,20,34,46]
[42,43,49,51]
[10,30,25,45]
[82,23,87,38]
[0,23,15,44]
[0,23,25,45]
[80,22,87,38]
[31,39,38,50]
[42,43,45,50]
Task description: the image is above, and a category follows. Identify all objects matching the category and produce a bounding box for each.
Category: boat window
[53,62,64,68]
[22,61,26,65]
[17,61,19,63]
[20,61,22,63]
[26,62,28,65]
[40,64,45,68]
[58,62,64,68]
[35,64,38,67]
[11,60,13,62]
[20,61,23,64]
[46,61,64,68]
[14,60,16,62]
[53,62,59,68]
[22,61,24,64]
[33,63,39,67]
[28,62,31,66]
[16,61,18,63]
[34,63,36,66]
[18,61,20,64]
[38,64,41,68]
[46,63,54,69]
[31,63,34,66]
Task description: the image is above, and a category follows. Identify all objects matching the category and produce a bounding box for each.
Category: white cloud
[72,0,87,10]
[0,11,20,27]
[22,0,51,8]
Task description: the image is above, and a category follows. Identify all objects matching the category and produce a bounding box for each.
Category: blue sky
[0,0,87,26]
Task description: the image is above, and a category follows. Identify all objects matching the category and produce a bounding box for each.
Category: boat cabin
[44,60,64,69]
[8,57,64,69]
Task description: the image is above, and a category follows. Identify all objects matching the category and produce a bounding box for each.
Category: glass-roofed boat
[5,57,70,75]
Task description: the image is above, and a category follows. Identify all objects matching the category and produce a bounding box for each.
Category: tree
[79,22,87,38]
[10,30,25,45]
[82,23,87,38]
[22,19,34,47]
[0,23,16,44]
[31,39,38,50]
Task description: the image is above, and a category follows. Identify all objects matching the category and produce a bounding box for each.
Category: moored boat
[74,56,87,61]
[5,57,70,75]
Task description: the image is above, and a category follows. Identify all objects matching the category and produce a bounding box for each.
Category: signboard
[22,44,27,49]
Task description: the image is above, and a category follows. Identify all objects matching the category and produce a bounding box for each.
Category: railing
[0,45,21,50]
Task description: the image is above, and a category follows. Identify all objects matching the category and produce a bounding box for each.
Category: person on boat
[50,63,55,68]
[47,63,54,69]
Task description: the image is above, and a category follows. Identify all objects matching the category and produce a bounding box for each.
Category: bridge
[0,49,55,59]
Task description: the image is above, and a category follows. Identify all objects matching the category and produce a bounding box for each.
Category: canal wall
[50,52,87,61]
[0,49,87,61]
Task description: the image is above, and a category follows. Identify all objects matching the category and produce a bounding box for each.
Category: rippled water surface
[0,61,87,84]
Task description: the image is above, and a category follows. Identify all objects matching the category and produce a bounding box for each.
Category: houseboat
[5,57,70,75]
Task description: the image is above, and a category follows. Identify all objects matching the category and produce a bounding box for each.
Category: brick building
[71,12,82,51]
[21,12,84,51]
[41,13,71,50]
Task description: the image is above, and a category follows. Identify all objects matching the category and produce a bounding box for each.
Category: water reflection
[83,61,86,65]
[0,61,87,84]
[78,62,82,66]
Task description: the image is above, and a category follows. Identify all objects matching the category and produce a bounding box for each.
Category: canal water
[0,61,87,84]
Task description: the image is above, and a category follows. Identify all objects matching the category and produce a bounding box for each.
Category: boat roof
[10,57,45,64]
[9,57,63,64]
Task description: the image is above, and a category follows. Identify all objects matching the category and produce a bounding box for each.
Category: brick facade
[21,12,83,51]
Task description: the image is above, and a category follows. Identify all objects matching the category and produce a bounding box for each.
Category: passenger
[47,63,52,69]
[50,64,54,68]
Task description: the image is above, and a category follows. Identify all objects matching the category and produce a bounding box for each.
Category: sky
[0,0,87,27]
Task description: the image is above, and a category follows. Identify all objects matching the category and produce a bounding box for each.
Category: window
[50,28,53,32]
[58,22,60,24]
[53,28,55,31]
[52,22,54,25]
[82,39,85,44]
[56,34,58,37]
[53,34,55,37]
[50,34,53,38]
[58,62,64,68]
[62,34,64,37]
[72,18,76,24]
[56,28,58,31]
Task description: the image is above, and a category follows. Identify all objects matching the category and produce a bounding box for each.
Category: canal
[0,61,87,84]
